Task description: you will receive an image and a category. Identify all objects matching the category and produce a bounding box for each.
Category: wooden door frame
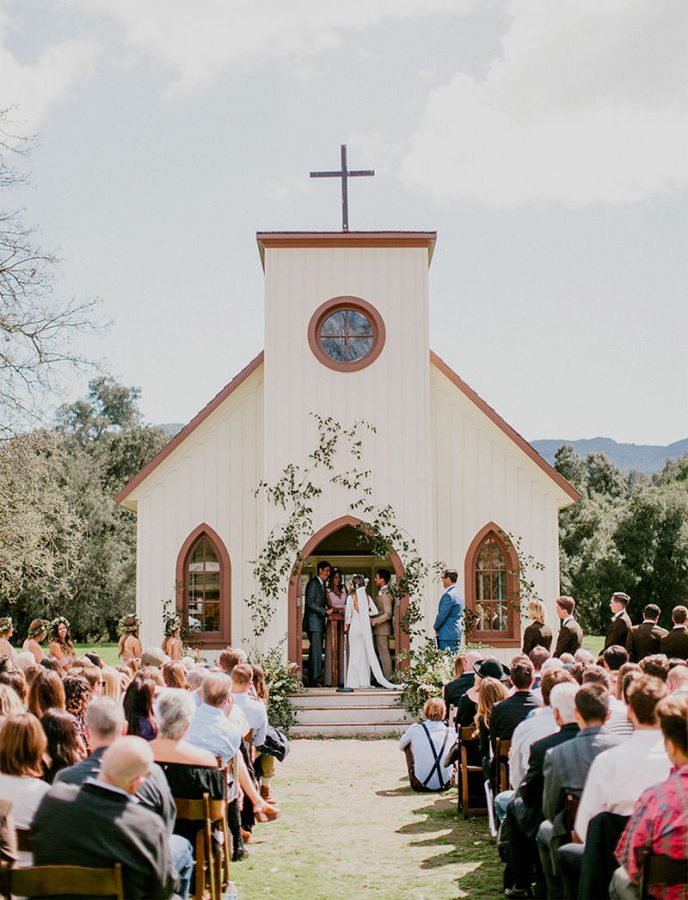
[287,514,409,674]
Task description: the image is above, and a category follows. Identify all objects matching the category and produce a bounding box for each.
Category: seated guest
[41,707,86,783]
[218,648,246,676]
[475,677,509,777]
[537,683,622,897]
[627,604,667,662]
[489,656,540,755]
[529,646,550,694]
[443,650,481,713]
[161,661,188,690]
[124,674,158,741]
[399,698,454,792]
[574,647,596,666]
[63,674,92,752]
[231,663,268,748]
[522,599,553,655]
[611,693,688,899]
[582,665,633,736]
[602,645,630,696]
[573,675,670,843]
[0,712,49,831]
[251,665,279,803]
[141,647,166,669]
[553,597,583,658]
[32,737,187,899]
[615,662,641,700]
[503,683,580,898]
[640,653,670,682]
[660,605,688,660]
[27,668,65,719]
[667,664,688,695]
[101,667,123,702]
[0,683,23,720]
[0,667,28,707]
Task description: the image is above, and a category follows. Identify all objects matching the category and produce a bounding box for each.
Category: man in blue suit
[434,568,464,651]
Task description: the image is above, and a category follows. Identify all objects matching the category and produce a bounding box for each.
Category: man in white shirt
[231,663,268,748]
[399,698,454,792]
[574,675,670,842]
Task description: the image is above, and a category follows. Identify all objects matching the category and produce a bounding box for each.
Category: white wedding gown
[345,586,395,689]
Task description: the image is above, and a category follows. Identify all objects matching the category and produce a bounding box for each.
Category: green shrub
[249,643,303,734]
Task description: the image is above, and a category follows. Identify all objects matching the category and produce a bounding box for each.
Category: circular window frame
[307,296,386,373]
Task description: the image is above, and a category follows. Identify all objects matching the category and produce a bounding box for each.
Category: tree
[554,444,586,492]
[0,111,100,435]
[56,376,142,446]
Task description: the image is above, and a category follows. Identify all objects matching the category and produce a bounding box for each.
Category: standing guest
[660,605,688,660]
[522,600,553,655]
[118,614,143,662]
[553,597,584,657]
[32,737,184,900]
[27,669,65,719]
[611,693,688,900]
[161,612,183,661]
[604,592,633,651]
[49,617,74,668]
[443,650,481,711]
[626,604,668,662]
[399,698,455,792]
[64,674,92,751]
[0,713,49,830]
[41,708,86,784]
[123,674,158,741]
[161,662,188,690]
[303,560,331,687]
[573,675,670,843]
[0,617,18,667]
[22,619,48,664]
[433,568,464,652]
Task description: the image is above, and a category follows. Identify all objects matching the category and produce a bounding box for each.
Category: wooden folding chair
[639,852,688,899]
[174,792,228,900]
[458,726,487,819]
[0,860,124,900]
[494,738,511,792]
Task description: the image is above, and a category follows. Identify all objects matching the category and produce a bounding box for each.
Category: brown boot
[255,802,280,822]
[260,784,277,804]
[240,828,252,844]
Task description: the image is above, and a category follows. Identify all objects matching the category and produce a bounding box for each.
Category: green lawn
[75,643,120,666]
[583,635,604,657]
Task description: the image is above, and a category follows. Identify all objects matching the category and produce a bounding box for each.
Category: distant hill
[531,437,688,475]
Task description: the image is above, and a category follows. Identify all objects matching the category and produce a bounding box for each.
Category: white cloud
[401,0,688,207]
[0,3,99,129]
[72,0,478,94]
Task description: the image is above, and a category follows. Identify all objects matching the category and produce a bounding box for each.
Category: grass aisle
[233,739,502,900]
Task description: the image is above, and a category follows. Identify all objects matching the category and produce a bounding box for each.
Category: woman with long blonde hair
[474,676,509,766]
[521,599,553,655]
[23,620,48,664]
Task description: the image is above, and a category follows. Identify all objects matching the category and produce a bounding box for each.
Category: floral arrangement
[396,639,455,719]
[27,621,47,639]
[50,616,70,633]
[118,614,140,635]
[249,642,303,734]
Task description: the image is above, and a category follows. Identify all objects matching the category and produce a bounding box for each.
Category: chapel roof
[256,231,437,269]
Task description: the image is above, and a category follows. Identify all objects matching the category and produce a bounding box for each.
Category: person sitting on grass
[399,697,455,793]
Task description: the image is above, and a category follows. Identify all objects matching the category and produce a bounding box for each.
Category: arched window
[176,524,231,648]
[465,524,520,647]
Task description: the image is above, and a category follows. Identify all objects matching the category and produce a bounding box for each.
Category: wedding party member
[553,597,583,657]
[0,617,17,667]
[626,604,667,662]
[22,619,48,663]
[660,605,688,660]
[399,698,454,792]
[522,600,553,655]
[303,560,331,687]
[118,614,143,662]
[32,737,184,900]
[345,576,395,690]
[49,617,75,668]
[611,693,688,900]
[371,568,394,679]
[604,592,633,651]
[161,612,183,661]
[433,569,464,651]
[324,567,346,686]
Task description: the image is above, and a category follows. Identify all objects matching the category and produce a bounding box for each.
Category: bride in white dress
[344,575,396,690]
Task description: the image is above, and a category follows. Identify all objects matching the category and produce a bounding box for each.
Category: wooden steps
[289,688,414,737]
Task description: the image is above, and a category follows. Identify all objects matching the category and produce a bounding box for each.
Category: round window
[308,297,386,372]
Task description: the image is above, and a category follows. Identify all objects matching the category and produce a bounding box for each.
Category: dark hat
[473,657,510,681]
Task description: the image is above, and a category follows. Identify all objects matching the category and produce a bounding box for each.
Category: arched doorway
[287,515,409,683]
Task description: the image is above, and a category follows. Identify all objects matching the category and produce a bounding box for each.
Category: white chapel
[117,230,579,669]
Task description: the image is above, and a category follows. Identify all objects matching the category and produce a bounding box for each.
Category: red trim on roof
[430,351,581,503]
[115,352,264,507]
[256,231,437,269]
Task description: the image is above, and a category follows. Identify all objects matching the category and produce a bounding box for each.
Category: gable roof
[430,351,581,503]
[116,346,580,510]
[115,351,264,509]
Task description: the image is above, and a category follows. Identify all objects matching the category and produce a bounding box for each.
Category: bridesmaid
[118,614,142,662]
[521,599,553,655]
[161,613,183,661]
[324,567,346,686]
[23,619,48,663]
[0,617,18,666]
[49,617,75,668]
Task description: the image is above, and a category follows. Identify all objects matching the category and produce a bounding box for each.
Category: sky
[1,0,686,445]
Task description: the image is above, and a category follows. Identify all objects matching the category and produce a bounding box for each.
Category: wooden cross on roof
[310,144,374,232]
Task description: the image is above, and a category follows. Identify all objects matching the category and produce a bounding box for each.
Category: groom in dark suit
[303,560,331,686]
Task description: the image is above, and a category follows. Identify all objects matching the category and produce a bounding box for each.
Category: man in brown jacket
[626,603,668,662]
[553,596,583,657]
[659,605,688,660]
[371,568,394,679]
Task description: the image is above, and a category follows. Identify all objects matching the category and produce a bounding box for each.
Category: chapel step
[292,688,405,709]
[289,688,413,737]
[291,705,413,726]
[290,722,408,738]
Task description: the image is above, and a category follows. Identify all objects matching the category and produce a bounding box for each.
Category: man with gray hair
[503,682,580,898]
[32,737,184,899]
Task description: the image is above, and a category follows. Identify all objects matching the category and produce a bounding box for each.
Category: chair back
[564,793,580,833]
[457,726,487,819]
[639,853,688,899]
[1,861,124,900]
[494,738,511,792]
[15,828,31,853]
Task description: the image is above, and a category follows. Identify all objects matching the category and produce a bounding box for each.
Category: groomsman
[433,569,464,651]
[603,592,632,651]
[626,603,667,662]
[303,560,331,686]
[371,568,394,679]
[553,596,583,657]
[660,605,688,660]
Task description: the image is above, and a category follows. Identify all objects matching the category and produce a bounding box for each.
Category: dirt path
[233,738,502,900]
